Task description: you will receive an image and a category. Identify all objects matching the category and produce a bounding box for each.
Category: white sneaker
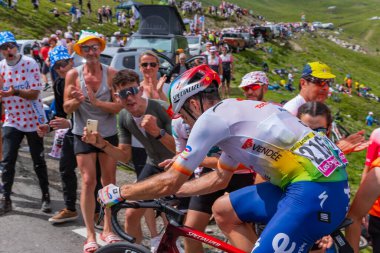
[150,234,162,253]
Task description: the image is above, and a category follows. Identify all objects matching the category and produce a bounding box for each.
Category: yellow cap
[302,61,336,79]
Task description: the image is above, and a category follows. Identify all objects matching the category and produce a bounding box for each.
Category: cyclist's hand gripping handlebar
[97,184,124,208]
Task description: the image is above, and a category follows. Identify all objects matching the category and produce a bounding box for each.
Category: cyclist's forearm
[176,169,233,197]
[120,169,188,200]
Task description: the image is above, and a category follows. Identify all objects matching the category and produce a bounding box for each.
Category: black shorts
[188,168,255,214]
[137,163,164,182]
[73,134,119,155]
[369,215,380,252]
[42,62,50,75]
[222,71,231,83]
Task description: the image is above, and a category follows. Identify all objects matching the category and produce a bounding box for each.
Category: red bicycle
[95,198,245,253]
[95,198,354,253]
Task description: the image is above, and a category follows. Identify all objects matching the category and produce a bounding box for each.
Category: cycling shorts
[230,180,349,253]
[188,169,255,214]
[222,71,231,83]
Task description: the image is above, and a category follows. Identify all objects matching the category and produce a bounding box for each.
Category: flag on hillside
[132,5,140,19]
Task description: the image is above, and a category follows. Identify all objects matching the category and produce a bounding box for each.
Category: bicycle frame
[110,200,245,253]
[156,222,245,253]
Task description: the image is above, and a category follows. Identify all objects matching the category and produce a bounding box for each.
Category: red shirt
[365,129,380,217]
[40,46,50,60]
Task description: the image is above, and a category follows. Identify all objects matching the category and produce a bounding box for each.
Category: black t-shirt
[53,77,67,118]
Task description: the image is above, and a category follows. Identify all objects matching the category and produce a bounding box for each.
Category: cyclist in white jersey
[96,65,350,253]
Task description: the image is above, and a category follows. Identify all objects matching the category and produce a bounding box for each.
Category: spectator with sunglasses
[239,71,269,102]
[63,31,123,253]
[83,69,175,251]
[0,31,51,215]
[284,61,368,155]
[134,50,171,249]
[283,62,334,116]
[139,50,168,101]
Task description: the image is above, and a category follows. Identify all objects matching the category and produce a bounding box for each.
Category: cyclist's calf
[212,195,256,252]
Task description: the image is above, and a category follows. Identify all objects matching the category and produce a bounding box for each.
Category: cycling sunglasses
[140,62,158,68]
[114,86,140,99]
[80,44,100,53]
[54,59,71,70]
[304,76,334,87]
[242,84,262,92]
[312,127,328,134]
[0,42,17,51]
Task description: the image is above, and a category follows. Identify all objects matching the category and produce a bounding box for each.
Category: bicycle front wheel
[96,242,151,253]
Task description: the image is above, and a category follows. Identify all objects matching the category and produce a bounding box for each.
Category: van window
[128,37,172,53]
[122,56,136,69]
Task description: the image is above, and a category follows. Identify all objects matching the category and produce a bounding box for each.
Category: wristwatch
[13,89,20,96]
[155,129,166,140]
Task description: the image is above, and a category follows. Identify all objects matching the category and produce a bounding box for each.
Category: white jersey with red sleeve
[172,99,348,188]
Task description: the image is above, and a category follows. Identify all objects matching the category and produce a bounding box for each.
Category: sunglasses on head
[114,86,140,99]
[312,127,328,134]
[0,42,17,51]
[140,62,158,68]
[242,84,262,92]
[54,59,71,70]
[304,76,334,87]
[80,44,100,53]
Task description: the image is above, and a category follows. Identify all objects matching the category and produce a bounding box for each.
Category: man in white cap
[239,71,269,101]
[64,32,74,54]
[207,46,222,79]
[113,31,125,47]
[74,32,80,41]
[64,30,123,252]
[56,29,67,47]
[366,112,374,126]
[201,41,213,56]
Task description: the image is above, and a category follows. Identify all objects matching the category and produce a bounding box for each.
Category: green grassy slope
[0,0,147,38]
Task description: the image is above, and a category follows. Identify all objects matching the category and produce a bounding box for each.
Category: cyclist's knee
[212,195,241,229]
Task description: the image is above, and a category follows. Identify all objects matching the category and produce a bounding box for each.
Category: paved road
[0,141,135,253]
